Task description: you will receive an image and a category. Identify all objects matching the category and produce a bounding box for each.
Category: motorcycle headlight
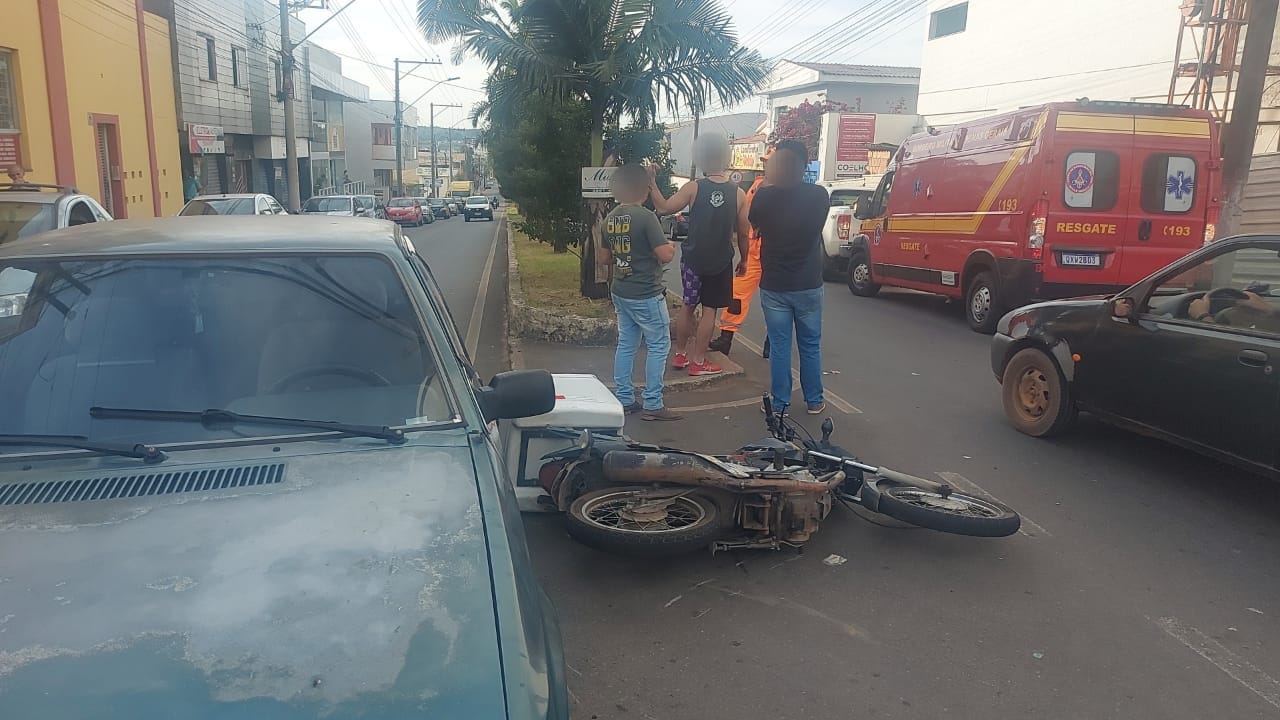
[0,292,27,318]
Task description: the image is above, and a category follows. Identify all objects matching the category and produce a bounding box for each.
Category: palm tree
[420,0,770,165]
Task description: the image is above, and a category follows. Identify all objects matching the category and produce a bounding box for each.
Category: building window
[928,2,968,39]
[374,168,392,187]
[199,34,217,82]
[0,49,17,131]
[372,124,394,146]
[231,46,246,88]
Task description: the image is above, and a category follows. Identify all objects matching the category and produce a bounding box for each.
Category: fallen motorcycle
[536,397,1021,555]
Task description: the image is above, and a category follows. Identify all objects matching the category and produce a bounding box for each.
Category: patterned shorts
[680,260,733,309]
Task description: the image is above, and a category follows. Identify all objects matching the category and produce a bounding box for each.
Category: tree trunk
[580,108,611,299]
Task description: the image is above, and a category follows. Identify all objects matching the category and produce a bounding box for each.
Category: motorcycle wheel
[565,487,722,556]
[872,480,1020,537]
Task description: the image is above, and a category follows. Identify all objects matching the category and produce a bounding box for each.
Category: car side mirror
[477,369,556,421]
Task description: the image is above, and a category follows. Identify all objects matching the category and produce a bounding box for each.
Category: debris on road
[1032,652,1044,660]
[822,554,848,566]
[664,595,684,608]
[1248,607,1265,615]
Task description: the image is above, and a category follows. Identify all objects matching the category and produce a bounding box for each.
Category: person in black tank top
[647,133,752,376]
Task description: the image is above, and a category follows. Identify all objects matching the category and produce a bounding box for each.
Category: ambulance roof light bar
[1074,98,1192,114]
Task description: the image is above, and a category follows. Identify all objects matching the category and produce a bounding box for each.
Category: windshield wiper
[0,434,166,463]
[89,407,407,444]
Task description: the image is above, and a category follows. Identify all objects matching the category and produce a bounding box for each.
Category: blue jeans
[613,294,672,410]
[760,287,824,410]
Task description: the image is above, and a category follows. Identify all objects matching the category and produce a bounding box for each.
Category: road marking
[936,471,1051,538]
[734,334,861,414]
[466,216,504,358]
[1151,616,1280,710]
[667,396,765,413]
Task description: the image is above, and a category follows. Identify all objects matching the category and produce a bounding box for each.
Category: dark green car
[0,216,568,719]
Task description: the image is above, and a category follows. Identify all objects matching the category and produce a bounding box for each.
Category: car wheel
[465,216,471,222]
[1001,348,1076,437]
[846,251,880,297]
[965,270,1002,334]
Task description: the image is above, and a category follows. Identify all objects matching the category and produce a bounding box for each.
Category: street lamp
[393,58,444,198]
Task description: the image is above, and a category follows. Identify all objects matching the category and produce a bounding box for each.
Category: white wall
[918,0,1280,152]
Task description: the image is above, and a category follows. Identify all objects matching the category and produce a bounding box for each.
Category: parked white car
[820,177,879,280]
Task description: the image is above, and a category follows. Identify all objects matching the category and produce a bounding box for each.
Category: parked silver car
[0,183,112,245]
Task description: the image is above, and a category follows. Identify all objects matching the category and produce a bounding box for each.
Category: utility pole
[393,58,444,198]
[1218,0,1279,240]
[688,112,701,179]
[279,0,301,212]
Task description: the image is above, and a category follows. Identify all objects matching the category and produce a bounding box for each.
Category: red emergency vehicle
[845,100,1221,332]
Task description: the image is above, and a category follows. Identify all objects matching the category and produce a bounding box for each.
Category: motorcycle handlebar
[806,451,948,494]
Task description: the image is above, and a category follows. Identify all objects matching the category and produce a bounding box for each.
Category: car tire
[847,251,881,297]
[965,270,1002,334]
[1001,348,1076,437]
[465,216,471,222]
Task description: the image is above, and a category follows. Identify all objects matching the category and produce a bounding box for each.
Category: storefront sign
[187,124,225,154]
[581,166,615,198]
[0,134,20,169]
[730,142,765,171]
[835,113,876,178]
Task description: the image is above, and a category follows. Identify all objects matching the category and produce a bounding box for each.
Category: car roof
[0,216,402,258]
[189,193,266,200]
[0,191,68,205]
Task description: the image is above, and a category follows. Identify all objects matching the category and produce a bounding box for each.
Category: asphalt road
[426,225,1280,719]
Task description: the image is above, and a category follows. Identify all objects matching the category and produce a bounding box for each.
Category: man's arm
[646,210,675,264]
[649,177,697,216]
[735,187,751,273]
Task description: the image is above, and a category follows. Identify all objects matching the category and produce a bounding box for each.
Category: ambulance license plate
[1061,253,1101,267]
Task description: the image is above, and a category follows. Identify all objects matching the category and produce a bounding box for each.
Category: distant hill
[417,126,482,147]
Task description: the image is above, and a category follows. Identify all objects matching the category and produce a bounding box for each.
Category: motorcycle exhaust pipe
[601,450,844,494]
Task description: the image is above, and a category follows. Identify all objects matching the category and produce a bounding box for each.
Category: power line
[739,0,819,49]
[808,0,923,64]
[771,0,892,61]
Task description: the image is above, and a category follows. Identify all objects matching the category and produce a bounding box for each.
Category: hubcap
[852,262,871,287]
[970,286,992,322]
[1015,366,1050,419]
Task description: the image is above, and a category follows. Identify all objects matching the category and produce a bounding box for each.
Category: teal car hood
[0,442,507,719]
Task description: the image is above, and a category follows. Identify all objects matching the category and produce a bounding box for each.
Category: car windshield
[388,199,416,207]
[0,201,57,244]
[429,199,446,207]
[302,197,353,213]
[467,196,488,205]
[180,198,255,216]
[0,254,450,447]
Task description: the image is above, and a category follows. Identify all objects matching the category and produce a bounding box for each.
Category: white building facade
[917,0,1280,151]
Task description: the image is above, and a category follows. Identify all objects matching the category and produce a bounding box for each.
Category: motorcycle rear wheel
[565,487,722,556]
[873,481,1020,537]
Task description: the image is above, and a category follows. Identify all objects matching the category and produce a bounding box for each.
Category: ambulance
[845,100,1221,332]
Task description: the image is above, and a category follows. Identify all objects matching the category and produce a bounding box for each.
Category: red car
[385,198,426,227]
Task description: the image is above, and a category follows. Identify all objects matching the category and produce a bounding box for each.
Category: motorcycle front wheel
[565,487,722,556]
[872,481,1021,537]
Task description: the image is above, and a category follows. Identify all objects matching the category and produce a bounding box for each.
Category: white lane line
[1151,616,1280,710]
[936,471,1051,538]
[734,334,861,414]
[667,396,765,413]
[466,216,504,358]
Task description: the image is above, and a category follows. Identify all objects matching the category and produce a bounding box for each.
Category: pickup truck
[820,180,878,280]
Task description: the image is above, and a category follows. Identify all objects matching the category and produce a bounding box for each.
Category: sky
[297,0,929,130]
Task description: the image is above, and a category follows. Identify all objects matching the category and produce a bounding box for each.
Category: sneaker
[806,402,827,415]
[641,407,683,421]
[672,352,689,370]
[622,401,642,415]
[708,331,734,355]
[687,360,723,376]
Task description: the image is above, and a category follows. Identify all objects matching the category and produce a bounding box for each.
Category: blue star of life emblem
[1166,170,1194,200]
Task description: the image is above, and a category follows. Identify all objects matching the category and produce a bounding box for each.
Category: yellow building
[2,0,183,218]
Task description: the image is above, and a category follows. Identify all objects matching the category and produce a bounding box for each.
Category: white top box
[513,374,625,430]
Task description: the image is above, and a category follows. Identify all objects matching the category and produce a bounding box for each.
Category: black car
[427,198,452,219]
[991,234,1280,478]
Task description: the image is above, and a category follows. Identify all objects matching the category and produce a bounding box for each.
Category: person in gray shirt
[601,164,681,421]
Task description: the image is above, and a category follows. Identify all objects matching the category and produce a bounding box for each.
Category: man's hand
[645,163,658,181]
[735,259,748,277]
[1188,296,1211,320]
[1240,291,1275,314]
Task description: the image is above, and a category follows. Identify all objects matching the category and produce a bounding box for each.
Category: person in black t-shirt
[748,139,831,415]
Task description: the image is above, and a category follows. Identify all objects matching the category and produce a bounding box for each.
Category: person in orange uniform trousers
[710,148,772,356]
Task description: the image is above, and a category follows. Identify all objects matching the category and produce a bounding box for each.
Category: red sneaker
[672,352,689,370]
[687,359,723,376]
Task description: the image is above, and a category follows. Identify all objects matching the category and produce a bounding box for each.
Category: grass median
[510,221,615,320]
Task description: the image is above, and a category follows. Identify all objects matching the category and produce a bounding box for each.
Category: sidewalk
[515,340,742,391]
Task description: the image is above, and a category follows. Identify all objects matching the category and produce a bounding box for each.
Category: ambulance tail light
[837,214,852,240]
[1204,206,1219,245]
[1028,200,1048,260]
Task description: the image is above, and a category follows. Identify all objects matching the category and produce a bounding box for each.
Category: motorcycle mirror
[576,429,592,449]
[821,418,834,444]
